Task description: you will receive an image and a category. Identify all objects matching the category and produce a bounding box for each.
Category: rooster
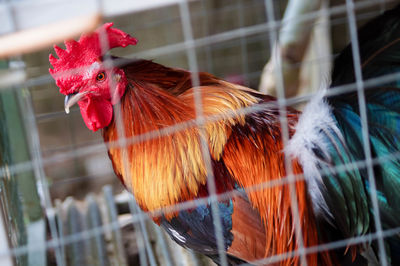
[49,7,400,266]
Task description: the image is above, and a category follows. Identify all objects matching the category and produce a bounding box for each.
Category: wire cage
[0,0,399,265]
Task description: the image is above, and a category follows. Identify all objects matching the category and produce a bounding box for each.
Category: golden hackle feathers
[179,85,258,160]
[105,83,205,215]
[104,79,258,217]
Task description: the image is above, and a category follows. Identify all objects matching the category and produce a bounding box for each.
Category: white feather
[167,227,186,243]
[286,89,337,218]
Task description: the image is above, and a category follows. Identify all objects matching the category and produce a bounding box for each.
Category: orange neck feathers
[103,71,257,217]
[104,82,205,216]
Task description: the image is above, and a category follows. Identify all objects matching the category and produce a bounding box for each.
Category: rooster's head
[49,23,137,131]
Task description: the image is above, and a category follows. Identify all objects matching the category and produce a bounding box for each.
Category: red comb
[49,23,137,93]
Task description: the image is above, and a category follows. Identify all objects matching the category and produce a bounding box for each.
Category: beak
[64,91,89,114]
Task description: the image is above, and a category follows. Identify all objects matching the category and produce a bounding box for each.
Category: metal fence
[0,0,399,265]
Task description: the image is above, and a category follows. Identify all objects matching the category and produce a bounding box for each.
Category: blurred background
[0,0,397,265]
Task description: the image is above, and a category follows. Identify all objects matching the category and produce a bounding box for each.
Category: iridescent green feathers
[294,5,400,264]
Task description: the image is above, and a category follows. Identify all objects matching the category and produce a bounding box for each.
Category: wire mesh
[344,1,388,265]
[0,0,399,265]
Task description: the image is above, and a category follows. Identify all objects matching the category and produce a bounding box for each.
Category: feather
[288,5,400,264]
[286,90,335,222]
[104,61,259,214]
[222,103,324,266]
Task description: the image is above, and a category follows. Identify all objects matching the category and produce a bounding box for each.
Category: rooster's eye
[96,72,106,82]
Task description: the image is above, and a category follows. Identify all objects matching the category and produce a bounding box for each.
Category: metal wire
[1,149,400,261]
[3,0,64,265]
[264,1,308,265]
[1,0,400,265]
[19,86,65,266]
[344,0,388,265]
[179,1,228,265]
[5,65,400,183]
[97,5,159,264]
[0,0,388,93]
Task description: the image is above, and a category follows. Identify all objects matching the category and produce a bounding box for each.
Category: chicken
[49,7,400,265]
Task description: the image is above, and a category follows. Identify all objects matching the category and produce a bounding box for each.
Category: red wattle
[78,98,113,131]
